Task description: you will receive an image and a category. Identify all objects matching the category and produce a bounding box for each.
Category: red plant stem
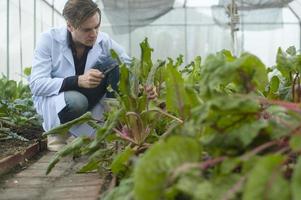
[200,156,227,170]
[276,146,291,155]
[241,140,279,161]
[113,128,138,145]
[160,122,180,139]
[289,124,301,136]
[169,157,226,182]
[221,176,246,200]
[270,115,294,129]
[292,74,297,102]
[260,98,301,114]
[144,109,184,124]
[297,75,300,102]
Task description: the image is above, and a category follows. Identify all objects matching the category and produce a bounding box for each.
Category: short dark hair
[63,0,101,28]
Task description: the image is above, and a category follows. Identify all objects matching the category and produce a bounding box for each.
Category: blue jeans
[58,91,89,124]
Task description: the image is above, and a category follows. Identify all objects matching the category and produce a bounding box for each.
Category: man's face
[68,12,100,47]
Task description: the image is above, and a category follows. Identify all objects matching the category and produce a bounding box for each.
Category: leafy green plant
[133,136,201,200]
[0,75,41,141]
[0,75,31,100]
[44,42,301,200]
[267,46,301,101]
[45,38,180,175]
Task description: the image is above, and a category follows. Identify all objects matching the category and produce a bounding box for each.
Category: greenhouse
[1,0,301,199]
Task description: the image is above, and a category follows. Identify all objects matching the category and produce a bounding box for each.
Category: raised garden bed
[0,75,44,176]
[0,128,45,176]
[0,128,42,160]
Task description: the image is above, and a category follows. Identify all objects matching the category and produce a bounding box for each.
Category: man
[30,0,156,151]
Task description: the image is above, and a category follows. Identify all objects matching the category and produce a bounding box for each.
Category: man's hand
[145,85,158,100]
[78,69,104,88]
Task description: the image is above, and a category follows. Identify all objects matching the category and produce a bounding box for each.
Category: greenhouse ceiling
[45,0,301,20]
[1,0,301,80]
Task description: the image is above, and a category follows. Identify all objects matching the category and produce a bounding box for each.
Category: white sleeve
[29,32,64,96]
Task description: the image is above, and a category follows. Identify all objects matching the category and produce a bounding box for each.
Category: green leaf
[269,76,280,93]
[199,52,229,98]
[230,120,267,147]
[220,158,241,174]
[111,146,134,176]
[140,38,153,80]
[79,148,108,172]
[78,159,99,173]
[289,135,301,152]
[133,136,201,200]
[119,65,131,97]
[6,132,29,141]
[222,49,236,62]
[102,178,134,200]
[146,60,165,86]
[200,52,268,95]
[129,58,140,98]
[175,54,184,68]
[175,173,242,200]
[276,47,293,80]
[267,173,291,200]
[210,95,260,113]
[175,175,213,200]
[43,112,93,136]
[243,155,290,200]
[46,136,90,174]
[234,53,268,93]
[23,67,32,76]
[286,46,296,56]
[185,56,202,85]
[185,86,202,109]
[165,61,190,119]
[110,49,122,64]
[292,156,301,200]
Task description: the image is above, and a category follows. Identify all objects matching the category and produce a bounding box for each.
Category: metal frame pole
[184,0,188,64]
[41,0,61,16]
[6,0,10,78]
[288,5,301,50]
[34,0,36,47]
[52,0,55,27]
[19,0,23,74]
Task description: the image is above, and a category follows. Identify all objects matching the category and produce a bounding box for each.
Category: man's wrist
[77,75,83,88]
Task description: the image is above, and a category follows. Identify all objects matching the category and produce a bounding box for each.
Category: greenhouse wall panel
[244,24,300,67]
[0,0,300,80]
[8,0,21,80]
[0,0,7,76]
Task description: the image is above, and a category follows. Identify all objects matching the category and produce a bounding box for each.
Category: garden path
[0,152,103,200]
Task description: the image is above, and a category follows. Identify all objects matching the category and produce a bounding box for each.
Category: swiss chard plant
[44,38,180,175]
[45,42,301,200]
[266,46,301,101]
[102,48,301,200]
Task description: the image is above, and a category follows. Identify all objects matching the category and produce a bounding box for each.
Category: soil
[0,128,43,160]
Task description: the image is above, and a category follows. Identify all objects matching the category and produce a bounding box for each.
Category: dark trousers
[58,65,119,124]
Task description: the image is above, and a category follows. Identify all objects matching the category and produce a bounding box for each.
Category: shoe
[47,134,69,152]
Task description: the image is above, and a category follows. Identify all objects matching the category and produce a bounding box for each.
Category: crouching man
[29,0,132,151]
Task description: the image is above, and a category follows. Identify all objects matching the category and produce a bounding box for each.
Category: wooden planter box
[0,139,47,176]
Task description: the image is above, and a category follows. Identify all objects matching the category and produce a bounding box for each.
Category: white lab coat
[29,26,131,135]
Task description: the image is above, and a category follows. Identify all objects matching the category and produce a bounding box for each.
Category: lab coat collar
[52,26,103,68]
